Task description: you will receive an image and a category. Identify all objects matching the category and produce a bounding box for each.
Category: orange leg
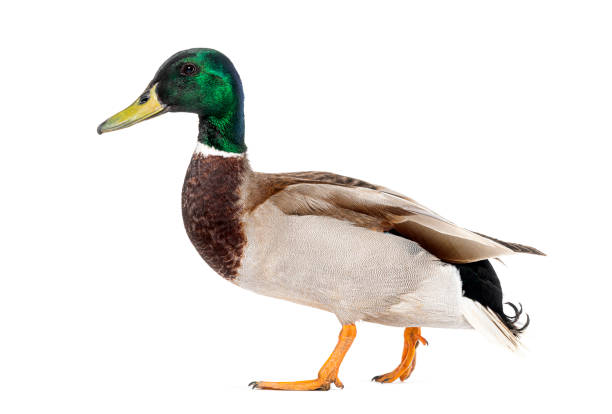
[372,327,427,383]
[249,324,356,391]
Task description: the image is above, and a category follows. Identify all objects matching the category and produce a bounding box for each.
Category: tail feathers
[461,298,527,351]
[501,301,530,335]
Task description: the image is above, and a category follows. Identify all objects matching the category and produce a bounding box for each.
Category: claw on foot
[371,374,390,383]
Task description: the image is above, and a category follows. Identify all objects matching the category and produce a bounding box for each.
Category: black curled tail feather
[501,302,530,336]
[450,259,530,339]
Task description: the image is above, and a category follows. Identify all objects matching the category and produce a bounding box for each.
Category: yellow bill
[97,83,167,134]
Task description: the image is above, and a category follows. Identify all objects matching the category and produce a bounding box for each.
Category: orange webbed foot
[250,324,356,391]
[372,327,427,384]
[249,377,343,391]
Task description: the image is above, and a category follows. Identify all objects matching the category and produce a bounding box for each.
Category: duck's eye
[180,63,199,76]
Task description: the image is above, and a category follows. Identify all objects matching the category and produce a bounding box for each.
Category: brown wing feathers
[251,171,543,263]
[474,232,545,256]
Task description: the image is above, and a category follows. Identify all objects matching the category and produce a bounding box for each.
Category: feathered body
[182,144,535,345]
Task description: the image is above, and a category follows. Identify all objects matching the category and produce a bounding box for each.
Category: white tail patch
[460,298,521,352]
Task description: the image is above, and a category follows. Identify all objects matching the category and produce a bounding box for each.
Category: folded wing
[258,171,543,264]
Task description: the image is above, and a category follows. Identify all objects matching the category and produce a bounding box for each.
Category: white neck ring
[194,142,244,158]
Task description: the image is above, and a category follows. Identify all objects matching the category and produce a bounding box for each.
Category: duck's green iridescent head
[98,48,246,153]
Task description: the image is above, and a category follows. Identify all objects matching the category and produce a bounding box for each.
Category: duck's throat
[198,109,246,154]
[182,152,249,280]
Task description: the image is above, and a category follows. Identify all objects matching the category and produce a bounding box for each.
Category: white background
[1,1,610,413]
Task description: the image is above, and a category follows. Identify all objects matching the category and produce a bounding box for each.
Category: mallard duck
[98,48,543,391]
